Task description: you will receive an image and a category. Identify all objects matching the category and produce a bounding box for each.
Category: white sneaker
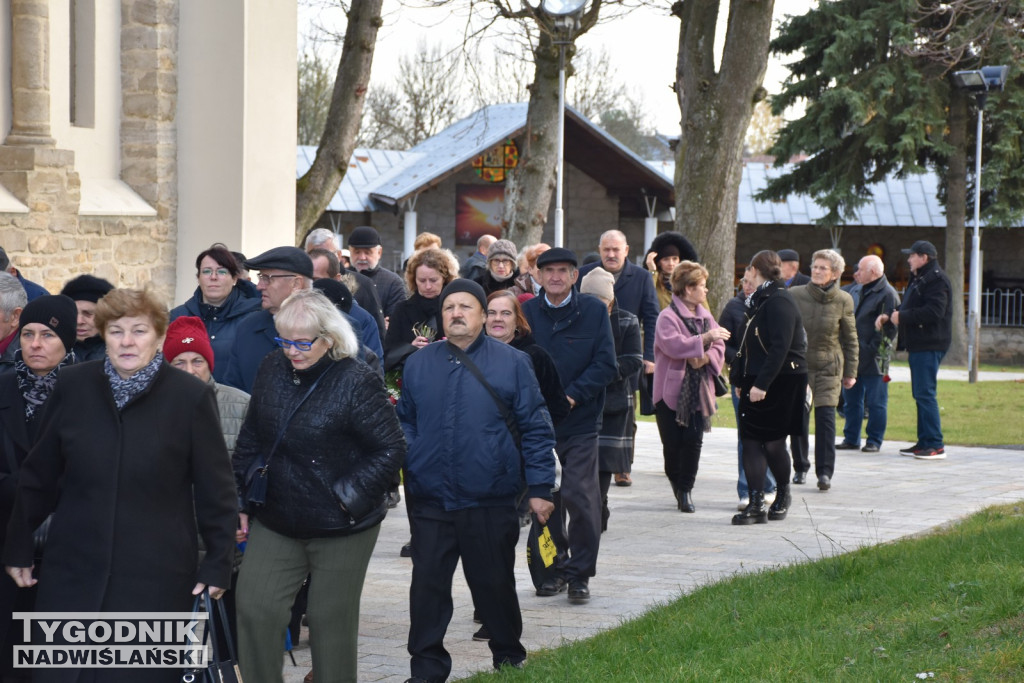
[764,490,777,505]
[737,497,749,511]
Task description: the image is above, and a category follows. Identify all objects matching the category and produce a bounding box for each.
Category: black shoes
[536,576,568,597]
[400,541,412,557]
[792,471,807,485]
[817,474,831,491]
[732,491,767,525]
[835,442,859,450]
[472,624,491,641]
[678,490,695,513]
[899,444,921,456]
[767,485,791,521]
[567,580,590,604]
[861,444,880,453]
[387,489,401,508]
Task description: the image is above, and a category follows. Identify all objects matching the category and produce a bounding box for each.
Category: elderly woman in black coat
[4,288,238,683]
[233,289,405,683]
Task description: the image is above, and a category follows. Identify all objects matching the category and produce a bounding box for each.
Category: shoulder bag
[243,370,328,508]
[446,342,521,447]
[668,303,728,398]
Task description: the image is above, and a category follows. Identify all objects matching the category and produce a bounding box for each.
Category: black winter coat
[854,276,900,376]
[170,285,262,384]
[896,259,952,353]
[729,280,807,390]
[3,361,238,621]
[510,333,571,425]
[383,293,439,372]
[233,352,405,538]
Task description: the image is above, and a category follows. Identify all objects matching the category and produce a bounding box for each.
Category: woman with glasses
[233,289,405,683]
[170,243,261,383]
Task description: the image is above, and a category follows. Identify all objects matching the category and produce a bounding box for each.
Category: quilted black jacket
[233,351,405,538]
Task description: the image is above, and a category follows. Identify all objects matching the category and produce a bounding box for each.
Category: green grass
[640,379,1024,447]
[470,504,1024,682]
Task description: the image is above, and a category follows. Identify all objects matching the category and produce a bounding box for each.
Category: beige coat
[790,283,858,408]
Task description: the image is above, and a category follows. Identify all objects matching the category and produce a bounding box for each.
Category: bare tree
[297,48,337,146]
[744,100,782,156]
[295,0,384,242]
[673,0,776,315]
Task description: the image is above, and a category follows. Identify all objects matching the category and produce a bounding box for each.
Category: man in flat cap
[347,226,407,320]
[876,240,952,460]
[522,248,616,604]
[222,247,313,392]
[778,249,811,288]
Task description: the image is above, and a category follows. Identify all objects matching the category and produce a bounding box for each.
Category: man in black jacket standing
[523,248,617,604]
[348,225,407,320]
[876,240,952,459]
[838,255,899,453]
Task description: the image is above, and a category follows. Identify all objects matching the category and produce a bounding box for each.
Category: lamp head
[541,0,586,16]
[952,65,1009,93]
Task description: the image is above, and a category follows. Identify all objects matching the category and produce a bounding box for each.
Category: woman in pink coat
[652,261,730,513]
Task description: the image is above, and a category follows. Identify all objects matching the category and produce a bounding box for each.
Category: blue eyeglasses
[274,336,320,351]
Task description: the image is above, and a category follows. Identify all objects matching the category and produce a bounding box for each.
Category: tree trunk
[504,30,563,247]
[672,0,775,316]
[943,90,968,366]
[295,0,383,244]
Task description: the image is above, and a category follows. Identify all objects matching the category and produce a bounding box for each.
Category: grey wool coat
[789,282,859,408]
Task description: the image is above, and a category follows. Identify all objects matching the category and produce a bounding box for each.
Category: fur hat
[163,316,215,371]
[647,232,698,269]
[60,274,115,303]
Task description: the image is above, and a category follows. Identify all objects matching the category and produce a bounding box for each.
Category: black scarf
[15,350,75,421]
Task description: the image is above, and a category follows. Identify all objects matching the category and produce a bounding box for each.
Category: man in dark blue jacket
[398,279,555,682]
[523,248,617,604]
[876,240,952,459]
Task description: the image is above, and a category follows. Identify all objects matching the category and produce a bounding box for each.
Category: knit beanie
[314,278,353,314]
[60,274,115,303]
[580,267,615,302]
[439,278,488,312]
[19,295,79,353]
[487,239,518,264]
[163,317,215,371]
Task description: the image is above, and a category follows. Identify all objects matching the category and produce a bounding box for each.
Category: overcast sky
[300,0,815,133]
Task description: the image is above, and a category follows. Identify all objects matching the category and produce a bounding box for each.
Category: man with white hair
[0,273,27,362]
[306,228,385,338]
[837,255,899,452]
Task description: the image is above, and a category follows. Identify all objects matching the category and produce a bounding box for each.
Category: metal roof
[650,159,952,227]
[295,146,419,213]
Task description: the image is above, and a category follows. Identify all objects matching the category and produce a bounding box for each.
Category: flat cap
[536,247,578,268]
[244,246,314,278]
[777,249,800,263]
[348,226,382,248]
[901,240,938,258]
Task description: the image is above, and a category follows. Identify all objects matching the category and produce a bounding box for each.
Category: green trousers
[235,520,380,683]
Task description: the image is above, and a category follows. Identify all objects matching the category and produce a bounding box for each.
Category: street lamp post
[540,0,586,248]
[951,65,1008,384]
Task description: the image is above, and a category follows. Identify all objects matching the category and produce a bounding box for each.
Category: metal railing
[979,287,1024,327]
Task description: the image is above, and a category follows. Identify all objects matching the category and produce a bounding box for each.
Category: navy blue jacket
[170,286,262,384]
[578,260,660,363]
[397,335,556,511]
[522,292,617,438]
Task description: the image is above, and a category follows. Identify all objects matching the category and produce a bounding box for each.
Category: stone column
[6,0,56,146]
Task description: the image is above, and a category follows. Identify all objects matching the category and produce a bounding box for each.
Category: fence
[980,288,1024,327]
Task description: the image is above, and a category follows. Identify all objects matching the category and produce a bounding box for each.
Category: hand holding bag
[182,589,242,683]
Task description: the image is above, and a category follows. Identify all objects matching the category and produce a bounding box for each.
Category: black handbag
[525,508,568,590]
[713,373,729,398]
[243,371,327,508]
[182,589,241,683]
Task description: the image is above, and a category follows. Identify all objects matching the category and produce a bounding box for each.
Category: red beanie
[163,317,215,371]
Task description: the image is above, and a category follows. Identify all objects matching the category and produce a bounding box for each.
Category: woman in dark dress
[4,289,237,683]
[729,250,809,525]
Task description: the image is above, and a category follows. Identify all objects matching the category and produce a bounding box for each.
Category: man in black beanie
[60,274,115,362]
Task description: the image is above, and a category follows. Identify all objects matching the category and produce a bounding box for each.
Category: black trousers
[654,401,704,492]
[790,402,811,473]
[791,406,837,477]
[554,433,602,581]
[408,504,525,682]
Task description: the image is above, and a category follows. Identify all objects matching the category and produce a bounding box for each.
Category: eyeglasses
[200,268,231,277]
[257,273,299,284]
[274,336,320,351]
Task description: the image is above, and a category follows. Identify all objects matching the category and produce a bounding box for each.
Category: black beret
[439,278,487,311]
[60,274,114,303]
[536,247,578,268]
[348,226,382,248]
[777,249,800,263]
[313,278,353,314]
[244,246,314,279]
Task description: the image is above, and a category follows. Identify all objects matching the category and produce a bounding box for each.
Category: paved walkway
[279,422,1024,682]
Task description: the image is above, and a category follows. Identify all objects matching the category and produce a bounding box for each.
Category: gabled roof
[297,103,675,215]
[649,159,949,227]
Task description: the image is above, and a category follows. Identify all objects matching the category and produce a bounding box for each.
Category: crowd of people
[0,230,953,682]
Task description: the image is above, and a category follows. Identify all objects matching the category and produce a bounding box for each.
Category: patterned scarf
[673,312,716,432]
[15,350,75,421]
[104,351,164,410]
